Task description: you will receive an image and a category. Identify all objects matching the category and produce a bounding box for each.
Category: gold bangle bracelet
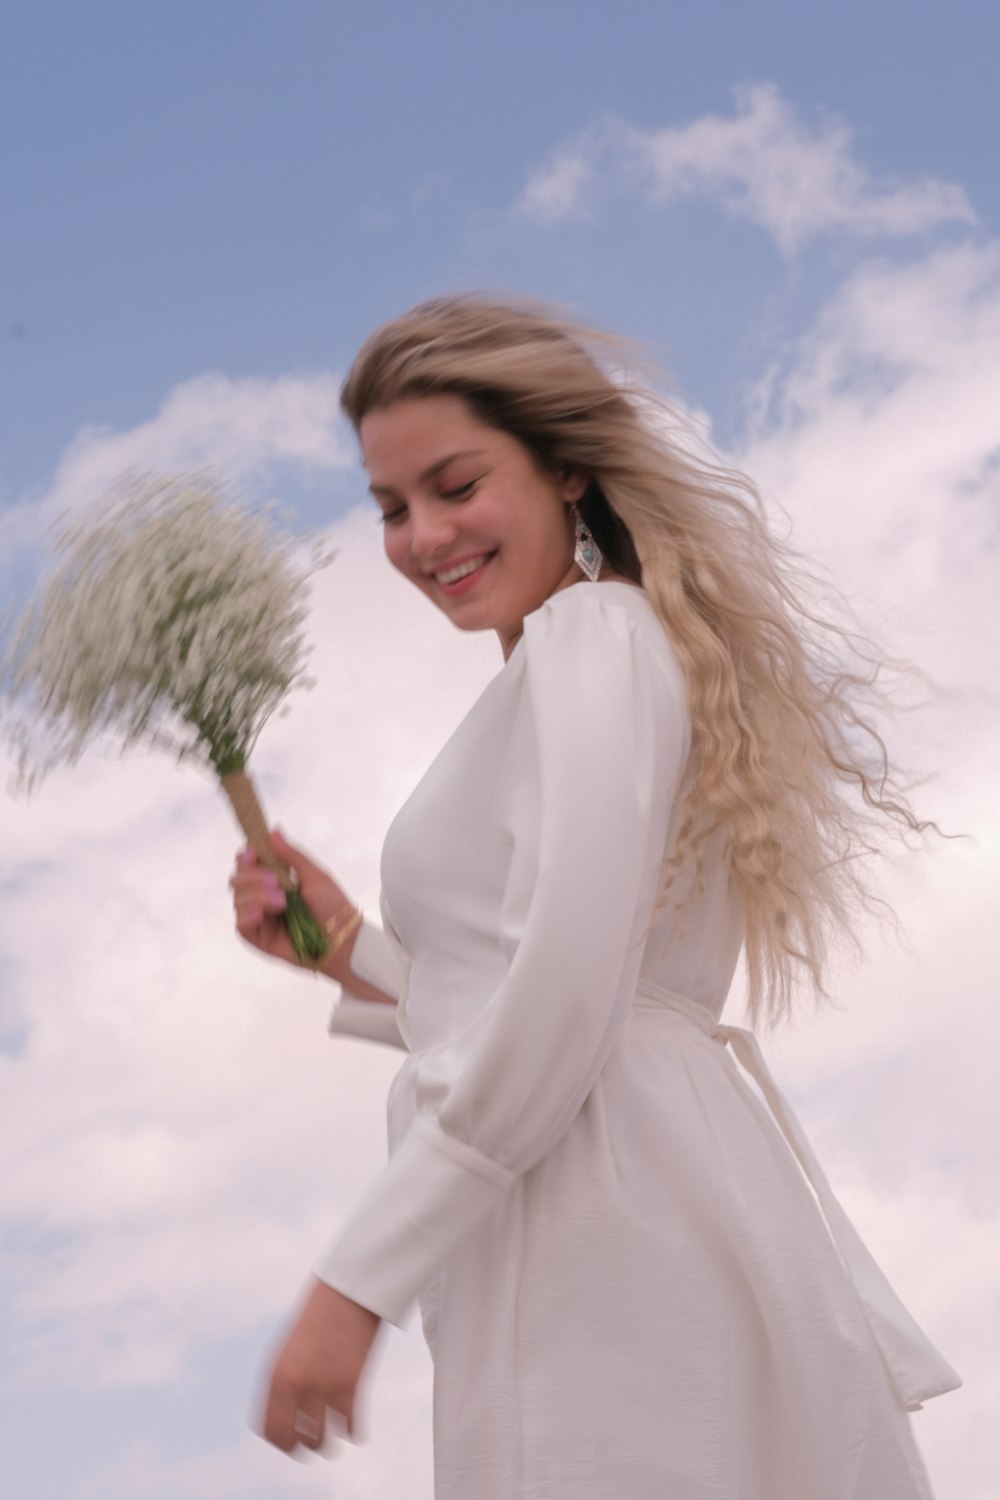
[297,906,362,973]
[324,903,360,939]
[325,906,363,957]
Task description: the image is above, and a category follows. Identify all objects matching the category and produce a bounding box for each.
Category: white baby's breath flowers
[1,471,326,784]
[0,470,332,961]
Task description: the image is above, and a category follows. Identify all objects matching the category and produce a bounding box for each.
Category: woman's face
[360,394,586,658]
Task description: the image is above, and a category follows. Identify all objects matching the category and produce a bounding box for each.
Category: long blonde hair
[342,294,933,1026]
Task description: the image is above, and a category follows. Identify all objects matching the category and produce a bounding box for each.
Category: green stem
[284,886,329,964]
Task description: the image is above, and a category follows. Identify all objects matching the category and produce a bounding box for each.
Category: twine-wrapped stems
[221,770,293,886]
[220,770,329,964]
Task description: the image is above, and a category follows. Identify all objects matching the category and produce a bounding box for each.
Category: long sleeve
[317,590,690,1323]
[326,901,410,1050]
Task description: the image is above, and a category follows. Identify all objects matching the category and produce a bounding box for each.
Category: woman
[230,295,959,1498]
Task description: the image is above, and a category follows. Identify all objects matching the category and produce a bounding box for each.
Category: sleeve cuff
[327,994,407,1049]
[315,1114,513,1325]
[343,918,410,999]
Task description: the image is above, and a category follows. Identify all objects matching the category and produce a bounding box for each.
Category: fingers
[294,1407,325,1451]
[230,865,280,894]
[232,833,334,904]
[231,857,287,943]
[269,828,325,881]
[232,899,277,943]
[262,1381,327,1454]
[261,1384,352,1458]
[261,1379,298,1451]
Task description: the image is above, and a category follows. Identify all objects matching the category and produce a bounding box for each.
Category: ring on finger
[294,1411,321,1443]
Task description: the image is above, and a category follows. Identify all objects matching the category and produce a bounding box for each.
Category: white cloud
[516,147,594,225]
[729,234,1000,1500]
[0,370,352,574]
[517,83,975,253]
[72,1349,436,1499]
[76,1431,371,1499]
[740,240,1000,698]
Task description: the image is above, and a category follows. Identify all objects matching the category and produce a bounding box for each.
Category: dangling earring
[573,503,603,582]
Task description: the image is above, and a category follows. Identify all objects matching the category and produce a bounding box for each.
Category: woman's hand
[260,1280,382,1455]
[230,829,396,1001]
[229,830,354,972]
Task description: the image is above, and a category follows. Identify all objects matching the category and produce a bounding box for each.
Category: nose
[408,499,459,562]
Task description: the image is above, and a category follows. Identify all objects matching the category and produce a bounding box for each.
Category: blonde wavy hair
[341,294,933,1026]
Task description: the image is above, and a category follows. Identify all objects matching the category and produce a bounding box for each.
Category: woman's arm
[316,588,690,1324]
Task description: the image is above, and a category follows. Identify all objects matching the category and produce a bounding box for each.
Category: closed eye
[441,479,479,500]
[377,475,479,524]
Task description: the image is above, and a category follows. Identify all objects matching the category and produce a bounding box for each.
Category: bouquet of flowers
[1,470,332,963]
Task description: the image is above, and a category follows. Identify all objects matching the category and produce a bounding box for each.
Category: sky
[2,2,999,1497]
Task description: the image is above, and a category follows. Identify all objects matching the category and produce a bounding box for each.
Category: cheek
[382,527,410,575]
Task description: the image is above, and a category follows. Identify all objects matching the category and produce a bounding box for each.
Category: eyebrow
[368,448,490,497]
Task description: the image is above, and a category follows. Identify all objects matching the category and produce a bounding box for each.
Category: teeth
[438,555,489,585]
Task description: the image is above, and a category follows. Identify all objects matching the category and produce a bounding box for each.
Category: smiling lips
[434,552,496,589]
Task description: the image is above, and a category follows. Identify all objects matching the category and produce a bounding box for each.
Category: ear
[560,468,588,504]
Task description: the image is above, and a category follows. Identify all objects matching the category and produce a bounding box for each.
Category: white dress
[320,581,959,1500]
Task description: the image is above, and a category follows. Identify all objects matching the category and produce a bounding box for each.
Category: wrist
[325,904,363,953]
[307,905,363,982]
[309,1277,382,1333]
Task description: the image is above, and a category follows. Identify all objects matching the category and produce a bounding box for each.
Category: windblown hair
[342,294,933,1026]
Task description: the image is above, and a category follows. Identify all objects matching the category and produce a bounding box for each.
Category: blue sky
[4,0,996,499]
[2,4,999,1499]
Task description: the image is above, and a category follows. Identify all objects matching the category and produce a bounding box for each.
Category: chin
[441,607,496,634]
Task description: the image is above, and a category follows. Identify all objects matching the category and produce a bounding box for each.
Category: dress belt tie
[633,980,961,1412]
